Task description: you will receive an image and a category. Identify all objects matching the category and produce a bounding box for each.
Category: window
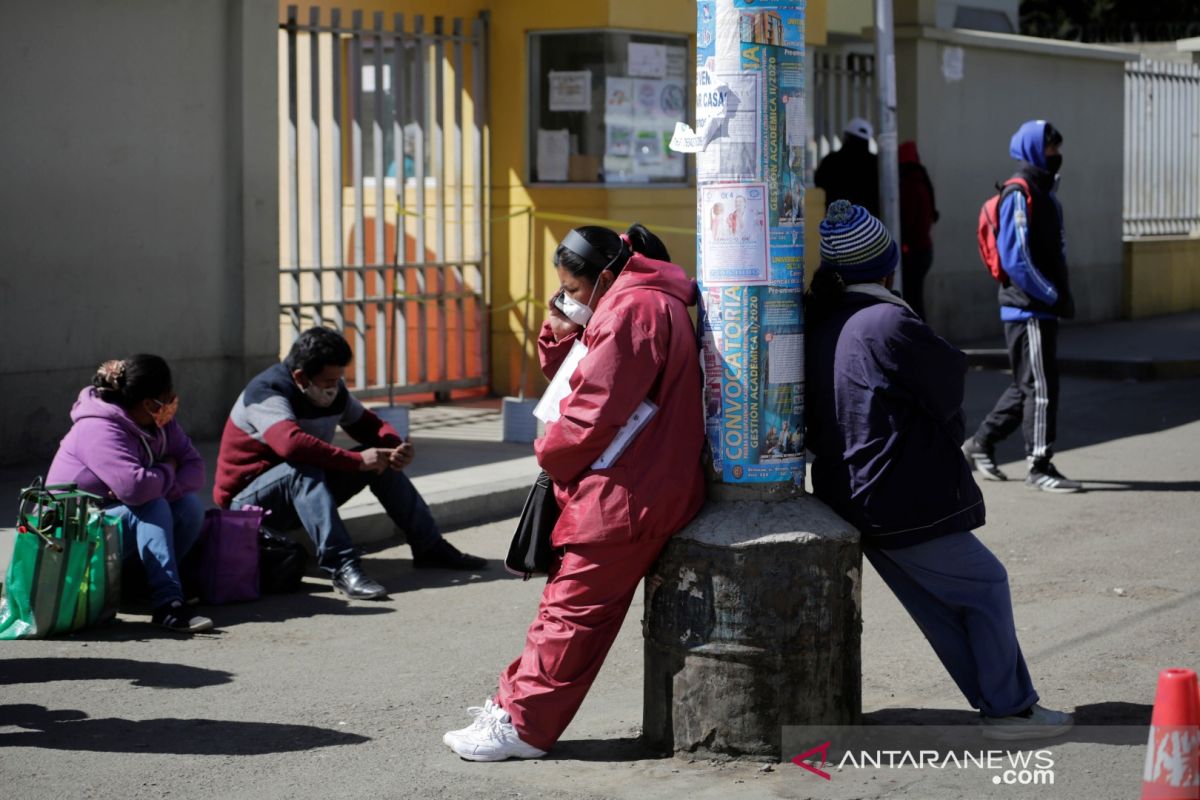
[529,30,691,185]
[359,45,435,186]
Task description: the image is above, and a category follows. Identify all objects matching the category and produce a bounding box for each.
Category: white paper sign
[942,46,965,82]
[628,42,667,78]
[548,70,592,112]
[604,77,634,121]
[767,334,804,385]
[536,128,570,182]
[533,340,589,423]
[785,96,805,147]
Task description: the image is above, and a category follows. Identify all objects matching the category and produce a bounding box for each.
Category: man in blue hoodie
[963,120,1081,493]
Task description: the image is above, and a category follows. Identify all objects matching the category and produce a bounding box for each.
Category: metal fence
[279,6,489,402]
[1124,59,1200,238]
[809,48,877,171]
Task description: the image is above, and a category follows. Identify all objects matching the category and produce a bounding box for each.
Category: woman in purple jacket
[47,355,212,633]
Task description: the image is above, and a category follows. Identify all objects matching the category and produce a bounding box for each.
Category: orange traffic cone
[1142,668,1200,799]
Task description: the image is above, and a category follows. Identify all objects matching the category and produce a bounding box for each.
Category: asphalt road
[1,372,1197,800]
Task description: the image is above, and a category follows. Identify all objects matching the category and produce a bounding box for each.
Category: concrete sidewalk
[957,311,1200,381]
[0,398,540,551]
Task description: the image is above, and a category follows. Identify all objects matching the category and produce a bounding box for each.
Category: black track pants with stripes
[974,318,1060,463]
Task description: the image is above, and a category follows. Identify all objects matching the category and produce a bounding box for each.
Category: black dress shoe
[331,562,388,600]
[412,539,488,571]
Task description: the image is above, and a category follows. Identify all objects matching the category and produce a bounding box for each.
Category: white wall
[894,28,1133,341]
[0,0,278,465]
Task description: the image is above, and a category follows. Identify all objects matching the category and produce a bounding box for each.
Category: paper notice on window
[592,400,658,470]
[536,128,570,182]
[605,77,634,122]
[548,70,592,112]
[628,42,667,78]
[533,340,589,423]
[767,333,804,385]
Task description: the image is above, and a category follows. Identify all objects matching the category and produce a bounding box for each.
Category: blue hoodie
[996,120,1072,322]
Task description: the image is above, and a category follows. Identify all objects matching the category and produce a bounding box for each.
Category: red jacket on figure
[535,253,706,547]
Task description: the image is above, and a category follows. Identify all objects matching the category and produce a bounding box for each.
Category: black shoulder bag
[504,471,560,580]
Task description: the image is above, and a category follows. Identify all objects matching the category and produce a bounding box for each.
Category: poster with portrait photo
[700,183,769,285]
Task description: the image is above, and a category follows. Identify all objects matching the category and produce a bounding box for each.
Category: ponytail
[554,222,671,281]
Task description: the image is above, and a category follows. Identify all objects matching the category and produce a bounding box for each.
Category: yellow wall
[1124,238,1200,318]
[281,0,827,396]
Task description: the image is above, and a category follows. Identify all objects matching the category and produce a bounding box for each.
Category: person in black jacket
[814,117,880,217]
[963,120,1081,493]
[806,200,1073,740]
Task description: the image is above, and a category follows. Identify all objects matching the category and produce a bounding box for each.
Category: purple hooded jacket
[46,387,206,507]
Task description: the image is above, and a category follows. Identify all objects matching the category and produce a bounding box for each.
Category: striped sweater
[213,363,402,508]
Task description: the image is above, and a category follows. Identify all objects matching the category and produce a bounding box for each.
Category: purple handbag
[195,506,264,604]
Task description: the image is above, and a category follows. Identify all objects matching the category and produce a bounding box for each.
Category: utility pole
[645,0,861,760]
[874,0,902,293]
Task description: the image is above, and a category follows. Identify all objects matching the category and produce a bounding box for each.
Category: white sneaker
[442,697,496,749]
[448,704,547,761]
[981,704,1074,741]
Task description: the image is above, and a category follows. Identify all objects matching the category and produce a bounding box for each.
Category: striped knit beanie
[818,199,899,283]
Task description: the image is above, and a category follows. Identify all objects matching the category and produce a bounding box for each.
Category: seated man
[213,327,486,600]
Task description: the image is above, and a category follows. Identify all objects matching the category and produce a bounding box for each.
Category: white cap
[844,117,873,140]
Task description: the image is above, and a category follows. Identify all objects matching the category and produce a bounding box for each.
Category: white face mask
[554,275,606,327]
[302,380,340,408]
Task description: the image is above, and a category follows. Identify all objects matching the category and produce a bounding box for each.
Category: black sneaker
[1026,462,1083,493]
[963,437,1007,481]
[331,562,388,600]
[412,539,488,571]
[152,601,214,634]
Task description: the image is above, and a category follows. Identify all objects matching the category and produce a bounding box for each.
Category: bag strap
[15,478,106,551]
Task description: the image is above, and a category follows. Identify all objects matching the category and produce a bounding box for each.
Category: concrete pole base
[642,487,862,760]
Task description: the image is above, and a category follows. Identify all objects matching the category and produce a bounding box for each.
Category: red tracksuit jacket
[535,253,706,546]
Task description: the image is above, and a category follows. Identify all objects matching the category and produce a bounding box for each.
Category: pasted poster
[689,0,806,485]
[700,285,804,481]
[548,70,592,112]
[701,184,769,285]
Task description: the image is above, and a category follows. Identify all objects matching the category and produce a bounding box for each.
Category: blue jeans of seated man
[230,461,441,574]
[863,532,1039,718]
[110,493,206,609]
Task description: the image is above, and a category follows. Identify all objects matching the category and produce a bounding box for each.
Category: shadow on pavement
[0,658,232,689]
[0,704,369,754]
[963,374,1200,460]
[549,736,668,762]
[1076,479,1200,493]
[360,556,517,594]
[207,581,396,626]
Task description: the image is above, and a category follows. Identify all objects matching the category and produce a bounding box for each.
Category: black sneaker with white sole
[1026,462,1083,493]
[152,601,214,634]
[962,437,1007,481]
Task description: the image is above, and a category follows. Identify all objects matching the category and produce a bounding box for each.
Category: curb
[964,349,1200,382]
[341,473,538,546]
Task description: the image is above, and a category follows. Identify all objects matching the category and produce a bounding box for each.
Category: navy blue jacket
[805,290,985,548]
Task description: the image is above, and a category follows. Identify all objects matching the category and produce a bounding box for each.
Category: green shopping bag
[0,478,122,639]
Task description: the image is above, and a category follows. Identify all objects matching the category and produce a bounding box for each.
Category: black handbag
[258,526,308,593]
[504,472,560,580]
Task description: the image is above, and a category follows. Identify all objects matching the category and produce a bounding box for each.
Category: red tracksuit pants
[495,536,669,752]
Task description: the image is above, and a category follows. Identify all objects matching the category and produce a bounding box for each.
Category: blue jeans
[864,532,1039,718]
[111,493,206,608]
[230,462,441,574]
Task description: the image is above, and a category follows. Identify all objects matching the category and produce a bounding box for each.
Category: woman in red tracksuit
[444,223,706,761]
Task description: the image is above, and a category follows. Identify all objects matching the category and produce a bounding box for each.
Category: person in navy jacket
[805,200,1073,740]
[963,120,1081,493]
